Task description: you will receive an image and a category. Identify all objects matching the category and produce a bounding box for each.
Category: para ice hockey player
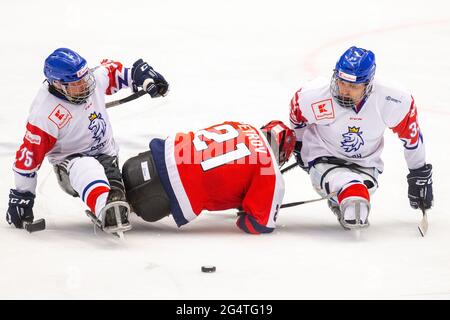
[6,47,169,235]
[121,120,296,234]
[289,46,433,230]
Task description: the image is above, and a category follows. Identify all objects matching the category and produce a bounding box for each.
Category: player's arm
[99,58,169,98]
[390,97,433,210]
[98,59,133,95]
[236,167,284,234]
[390,97,425,168]
[289,88,309,168]
[7,122,57,228]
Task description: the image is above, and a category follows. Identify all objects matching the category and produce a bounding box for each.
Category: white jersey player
[6,48,169,235]
[289,46,433,230]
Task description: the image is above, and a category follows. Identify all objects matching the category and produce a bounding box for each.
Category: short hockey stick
[280,162,299,174]
[280,192,337,209]
[418,207,428,237]
[105,89,147,109]
[236,192,337,215]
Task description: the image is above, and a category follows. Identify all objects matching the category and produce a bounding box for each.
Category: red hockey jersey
[150,121,285,234]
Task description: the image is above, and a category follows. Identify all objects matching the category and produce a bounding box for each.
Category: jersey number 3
[193,124,251,171]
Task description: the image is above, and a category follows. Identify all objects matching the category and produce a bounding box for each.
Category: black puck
[201,266,216,273]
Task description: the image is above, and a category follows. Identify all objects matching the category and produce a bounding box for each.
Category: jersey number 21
[192,124,251,171]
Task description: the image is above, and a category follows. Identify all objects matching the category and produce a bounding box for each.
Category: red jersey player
[121,120,296,234]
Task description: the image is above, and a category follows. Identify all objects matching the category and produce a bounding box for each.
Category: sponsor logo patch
[76,65,88,78]
[25,131,41,145]
[48,104,72,129]
[311,99,335,120]
[338,71,357,82]
[385,96,402,103]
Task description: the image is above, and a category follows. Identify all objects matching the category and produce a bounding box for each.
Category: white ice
[0,0,449,299]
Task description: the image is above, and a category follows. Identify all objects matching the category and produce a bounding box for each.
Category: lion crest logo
[88,112,107,143]
[341,126,364,153]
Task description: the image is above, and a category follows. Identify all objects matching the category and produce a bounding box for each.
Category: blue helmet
[44,48,95,104]
[330,46,376,108]
[335,46,376,83]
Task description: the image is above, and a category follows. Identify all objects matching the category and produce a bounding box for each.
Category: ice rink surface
[0,0,449,299]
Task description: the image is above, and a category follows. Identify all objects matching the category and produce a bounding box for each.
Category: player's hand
[407,163,433,210]
[131,59,169,98]
[236,212,274,234]
[6,189,35,228]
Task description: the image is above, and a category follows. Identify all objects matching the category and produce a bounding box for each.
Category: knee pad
[122,151,170,222]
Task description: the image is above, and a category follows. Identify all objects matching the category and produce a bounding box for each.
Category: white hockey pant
[58,156,111,217]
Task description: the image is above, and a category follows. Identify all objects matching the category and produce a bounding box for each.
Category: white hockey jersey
[289,77,426,172]
[13,60,133,193]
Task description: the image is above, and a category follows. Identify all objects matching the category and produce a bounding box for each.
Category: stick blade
[418,220,428,237]
[418,209,428,237]
[24,218,46,233]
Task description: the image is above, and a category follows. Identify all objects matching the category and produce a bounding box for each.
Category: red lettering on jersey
[311,99,335,120]
[48,104,72,129]
[24,130,41,145]
[55,110,64,120]
[318,104,327,113]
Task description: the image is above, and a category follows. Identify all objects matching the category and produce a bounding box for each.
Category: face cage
[278,149,288,167]
[330,72,373,109]
[266,130,288,167]
[54,71,96,104]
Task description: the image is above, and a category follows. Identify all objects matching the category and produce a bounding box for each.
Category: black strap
[314,157,379,191]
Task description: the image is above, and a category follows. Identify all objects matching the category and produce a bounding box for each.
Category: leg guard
[66,156,111,215]
[122,150,170,222]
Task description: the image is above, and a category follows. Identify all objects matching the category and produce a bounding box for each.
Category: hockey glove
[6,189,35,228]
[236,212,275,235]
[131,59,169,98]
[407,163,433,210]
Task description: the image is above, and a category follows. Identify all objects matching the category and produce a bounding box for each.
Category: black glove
[6,189,35,228]
[131,59,169,98]
[407,164,433,210]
